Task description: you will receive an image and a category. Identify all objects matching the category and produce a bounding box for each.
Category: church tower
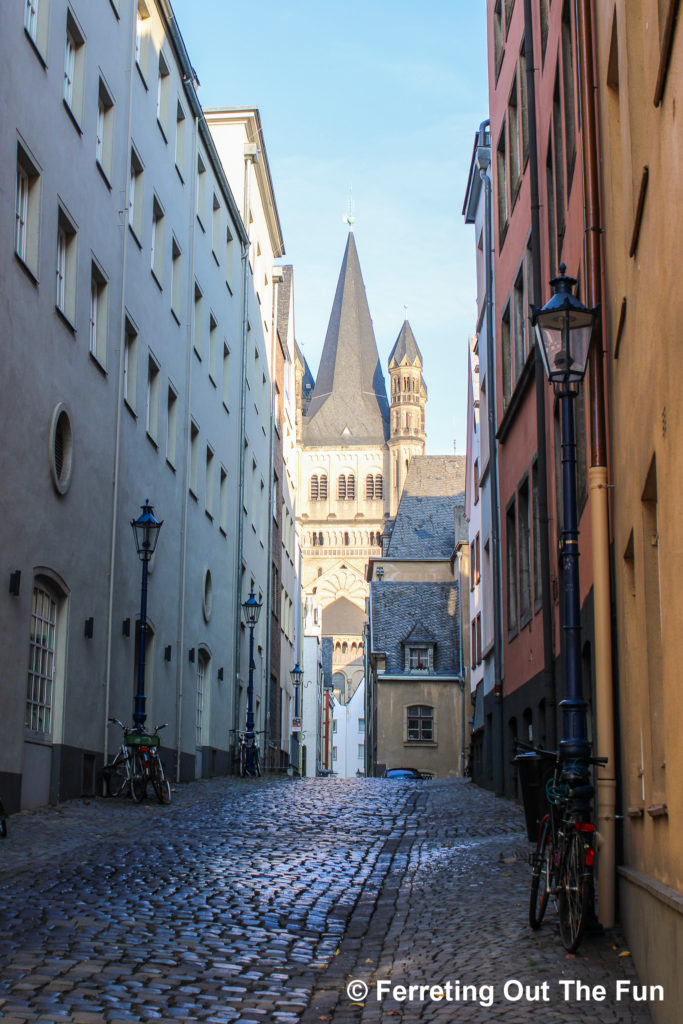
[387,320,426,515]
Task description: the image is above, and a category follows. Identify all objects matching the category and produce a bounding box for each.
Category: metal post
[246,620,256,774]
[133,558,148,731]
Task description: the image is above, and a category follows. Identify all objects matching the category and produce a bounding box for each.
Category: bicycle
[517,740,607,953]
[105,718,145,801]
[236,731,262,777]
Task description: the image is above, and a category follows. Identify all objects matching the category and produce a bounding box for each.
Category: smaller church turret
[387,320,426,515]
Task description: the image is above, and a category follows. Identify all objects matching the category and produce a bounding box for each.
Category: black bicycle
[106,719,171,803]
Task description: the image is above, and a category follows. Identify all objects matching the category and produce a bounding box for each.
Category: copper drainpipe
[575,0,616,927]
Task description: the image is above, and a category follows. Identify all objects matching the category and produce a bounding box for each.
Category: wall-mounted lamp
[164,645,172,662]
[84,617,94,639]
[189,647,195,663]
[218,667,224,681]
[122,617,131,637]
[9,571,21,597]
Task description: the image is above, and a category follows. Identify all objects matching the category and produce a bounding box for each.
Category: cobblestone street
[0,778,655,1024]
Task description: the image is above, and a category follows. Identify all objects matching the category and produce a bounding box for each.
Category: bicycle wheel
[130,751,147,803]
[254,748,261,777]
[106,752,129,798]
[558,829,591,952]
[529,817,552,929]
[151,757,171,804]
[239,744,247,777]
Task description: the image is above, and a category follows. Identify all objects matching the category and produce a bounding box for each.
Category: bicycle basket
[514,751,557,842]
[124,733,160,748]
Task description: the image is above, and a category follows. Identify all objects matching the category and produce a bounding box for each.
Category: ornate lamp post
[291,663,303,775]
[241,590,262,775]
[130,500,163,731]
[531,265,598,812]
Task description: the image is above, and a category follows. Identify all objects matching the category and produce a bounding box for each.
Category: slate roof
[388,320,423,367]
[387,456,466,559]
[276,265,293,350]
[370,580,461,676]
[322,596,366,637]
[303,233,390,446]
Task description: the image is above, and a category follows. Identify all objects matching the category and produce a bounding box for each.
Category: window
[474,459,480,505]
[196,653,206,746]
[146,356,160,442]
[358,718,365,733]
[89,262,108,367]
[347,474,356,499]
[310,474,319,500]
[156,52,170,138]
[344,531,350,545]
[175,101,186,179]
[50,404,73,495]
[375,474,383,499]
[408,646,432,672]
[222,343,230,409]
[205,446,214,518]
[26,583,58,735]
[508,78,521,203]
[319,474,328,500]
[338,474,346,500]
[540,0,549,61]
[189,421,199,496]
[15,144,40,276]
[561,0,576,184]
[166,385,177,467]
[332,719,338,734]
[518,477,531,625]
[365,474,374,500]
[496,119,508,246]
[63,12,85,126]
[219,467,228,533]
[552,74,566,257]
[546,129,557,278]
[196,154,206,227]
[506,500,518,635]
[476,614,482,666]
[513,265,525,384]
[123,319,138,410]
[135,1,150,81]
[532,460,542,608]
[95,79,115,184]
[519,44,529,166]
[332,746,338,762]
[151,196,164,285]
[212,194,221,260]
[474,533,481,585]
[471,618,477,670]
[193,282,203,356]
[56,208,77,324]
[484,539,493,648]
[407,705,434,742]
[358,743,365,759]
[209,314,218,383]
[493,0,504,75]
[129,148,144,242]
[171,237,182,321]
[501,302,511,409]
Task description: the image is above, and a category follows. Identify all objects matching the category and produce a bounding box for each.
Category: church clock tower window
[338,475,346,500]
[347,474,355,499]
[310,474,319,500]
[375,474,383,498]
[365,474,374,500]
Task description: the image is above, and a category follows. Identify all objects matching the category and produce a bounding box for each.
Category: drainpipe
[477,122,505,795]
[264,269,281,772]
[523,0,557,752]
[232,150,255,748]
[575,0,616,928]
[456,545,467,777]
[103,4,137,769]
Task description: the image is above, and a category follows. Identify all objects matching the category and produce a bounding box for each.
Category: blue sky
[171,0,489,455]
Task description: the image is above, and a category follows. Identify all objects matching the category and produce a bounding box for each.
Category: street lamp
[241,590,262,775]
[130,500,163,731]
[291,663,304,774]
[531,265,599,812]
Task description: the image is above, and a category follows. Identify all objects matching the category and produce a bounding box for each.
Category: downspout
[232,152,254,746]
[103,4,137,768]
[477,122,505,795]
[575,0,616,928]
[264,272,280,772]
[456,546,466,777]
[523,0,557,751]
[174,91,199,783]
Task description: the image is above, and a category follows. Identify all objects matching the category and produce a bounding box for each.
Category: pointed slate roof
[388,320,423,368]
[303,233,390,446]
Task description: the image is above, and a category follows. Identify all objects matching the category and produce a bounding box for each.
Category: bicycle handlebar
[514,737,608,767]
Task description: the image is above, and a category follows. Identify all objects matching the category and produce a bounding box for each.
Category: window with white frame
[135,0,150,81]
[15,145,40,276]
[123,318,138,411]
[166,385,177,467]
[26,582,59,735]
[196,153,206,227]
[63,11,85,125]
[151,195,164,285]
[175,101,186,179]
[89,262,108,367]
[406,644,433,673]
[196,653,206,746]
[225,224,234,289]
[406,705,434,742]
[171,236,182,321]
[222,342,230,409]
[146,355,160,442]
[212,194,221,260]
[358,743,365,759]
[156,51,170,138]
[96,78,114,181]
[205,445,214,518]
[219,466,228,533]
[129,148,144,241]
[358,717,365,733]
[189,421,199,496]
[193,282,203,356]
[56,208,77,324]
[209,313,218,383]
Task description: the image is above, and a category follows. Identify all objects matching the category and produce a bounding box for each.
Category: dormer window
[408,645,432,672]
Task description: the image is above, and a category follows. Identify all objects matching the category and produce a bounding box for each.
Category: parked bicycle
[516,740,607,953]
[105,718,171,804]
[236,730,262,777]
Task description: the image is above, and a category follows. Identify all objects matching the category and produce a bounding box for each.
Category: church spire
[303,233,390,446]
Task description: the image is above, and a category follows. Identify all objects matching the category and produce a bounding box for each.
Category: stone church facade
[295,231,426,702]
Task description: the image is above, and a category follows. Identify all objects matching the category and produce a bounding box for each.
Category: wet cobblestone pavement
[0,777,655,1023]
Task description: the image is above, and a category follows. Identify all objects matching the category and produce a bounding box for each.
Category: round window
[49,404,73,495]
[202,569,213,623]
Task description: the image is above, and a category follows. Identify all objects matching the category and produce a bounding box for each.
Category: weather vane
[342,187,355,231]
[403,304,408,322]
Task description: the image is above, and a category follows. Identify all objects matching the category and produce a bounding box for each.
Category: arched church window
[365,474,374,500]
[318,531,324,545]
[342,642,348,655]
[335,642,341,654]
[310,474,319,500]
[344,531,350,545]
[369,531,375,546]
[338,475,346,500]
[375,474,383,499]
[351,642,357,656]
[347,474,355,499]
[319,474,328,499]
